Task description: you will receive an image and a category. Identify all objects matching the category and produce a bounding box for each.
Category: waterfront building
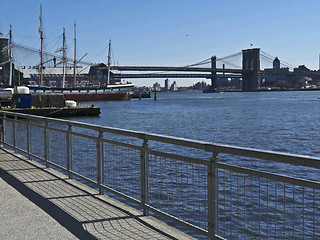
[164,78,170,91]
[170,81,178,91]
[153,82,161,91]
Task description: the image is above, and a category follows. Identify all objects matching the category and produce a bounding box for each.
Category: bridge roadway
[111,65,250,74]
[0,148,195,240]
[113,73,241,79]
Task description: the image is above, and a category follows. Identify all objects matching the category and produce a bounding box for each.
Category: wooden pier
[0,148,195,240]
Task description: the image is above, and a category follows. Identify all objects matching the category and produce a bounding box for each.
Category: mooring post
[154,91,157,101]
[208,152,218,239]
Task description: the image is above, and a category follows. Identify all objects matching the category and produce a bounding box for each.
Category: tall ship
[0,5,133,101]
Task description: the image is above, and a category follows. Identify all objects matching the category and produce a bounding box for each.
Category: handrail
[1,110,320,239]
[1,110,320,167]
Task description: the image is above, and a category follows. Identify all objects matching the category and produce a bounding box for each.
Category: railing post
[66,124,72,178]
[140,138,149,215]
[13,116,16,153]
[101,131,104,195]
[208,152,218,239]
[26,117,30,159]
[0,114,3,147]
[1,114,6,146]
[96,128,103,194]
[44,121,49,167]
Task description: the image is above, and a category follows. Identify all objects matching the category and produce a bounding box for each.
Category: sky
[1,0,320,87]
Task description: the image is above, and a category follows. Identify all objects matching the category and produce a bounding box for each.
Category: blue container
[13,94,32,108]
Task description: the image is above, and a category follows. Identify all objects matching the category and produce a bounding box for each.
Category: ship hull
[64,92,130,101]
[2,107,101,117]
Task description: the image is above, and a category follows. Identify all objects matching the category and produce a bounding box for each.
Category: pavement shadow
[0,168,98,240]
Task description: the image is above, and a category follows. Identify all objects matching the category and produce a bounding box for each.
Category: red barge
[64,92,131,101]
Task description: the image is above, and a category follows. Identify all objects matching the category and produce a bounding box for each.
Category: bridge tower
[210,56,217,90]
[242,48,261,91]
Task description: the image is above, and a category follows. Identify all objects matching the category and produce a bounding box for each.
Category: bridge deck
[0,148,195,240]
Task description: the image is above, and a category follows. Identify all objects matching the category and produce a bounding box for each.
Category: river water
[77,90,320,157]
[70,90,320,239]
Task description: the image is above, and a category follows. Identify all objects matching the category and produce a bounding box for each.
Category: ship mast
[9,25,13,87]
[107,39,111,86]
[62,27,66,88]
[39,4,44,86]
[73,20,76,87]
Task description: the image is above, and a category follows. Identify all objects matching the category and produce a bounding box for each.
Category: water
[76,90,320,157]
[70,90,320,239]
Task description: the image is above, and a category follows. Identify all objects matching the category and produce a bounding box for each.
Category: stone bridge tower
[242,48,261,91]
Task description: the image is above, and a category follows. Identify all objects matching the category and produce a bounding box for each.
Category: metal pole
[101,132,105,195]
[96,128,103,194]
[9,25,13,87]
[66,124,72,178]
[0,114,3,147]
[27,118,30,159]
[13,116,16,152]
[39,4,44,86]
[107,39,111,86]
[2,114,7,144]
[44,121,49,167]
[208,152,218,239]
[62,27,66,88]
[73,20,77,88]
[140,138,149,215]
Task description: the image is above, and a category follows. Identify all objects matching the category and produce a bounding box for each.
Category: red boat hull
[64,92,130,101]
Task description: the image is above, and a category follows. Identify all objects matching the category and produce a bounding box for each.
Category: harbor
[1,103,320,239]
[2,1,320,239]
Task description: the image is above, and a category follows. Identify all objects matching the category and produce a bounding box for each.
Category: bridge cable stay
[183,57,211,67]
[182,51,243,69]
[216,51,242,62]
[260,50,296,69]
[218,59,241,69]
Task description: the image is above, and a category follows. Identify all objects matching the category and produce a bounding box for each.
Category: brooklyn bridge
[1,37,320,91]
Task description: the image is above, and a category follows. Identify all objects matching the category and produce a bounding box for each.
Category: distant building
[164,78,170,91]
[192,81,207,90]
[263,57,316,89]
[153,82,161,91]
[264,57,290,86]
[169,81,178,91]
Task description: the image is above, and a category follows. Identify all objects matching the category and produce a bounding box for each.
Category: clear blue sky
[1,0,320,86]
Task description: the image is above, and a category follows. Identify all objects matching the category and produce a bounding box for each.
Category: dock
[0,148,194,240]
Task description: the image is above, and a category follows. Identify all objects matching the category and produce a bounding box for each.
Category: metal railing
[1,110,320,239]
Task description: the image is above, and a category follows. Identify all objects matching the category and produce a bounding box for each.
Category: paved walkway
[0,148,195,240]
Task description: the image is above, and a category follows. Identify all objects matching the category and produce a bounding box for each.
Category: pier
[1,111,320,239]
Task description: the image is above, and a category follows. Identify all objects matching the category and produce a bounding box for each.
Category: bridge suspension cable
[260,50,296,69]
[216,51,242,61]
[183,51,243,68]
